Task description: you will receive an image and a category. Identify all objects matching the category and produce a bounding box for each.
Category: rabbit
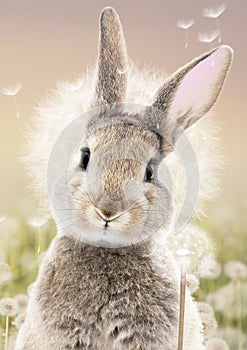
[15,6,233,350]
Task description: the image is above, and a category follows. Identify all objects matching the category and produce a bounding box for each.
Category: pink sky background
[0,0,246,217]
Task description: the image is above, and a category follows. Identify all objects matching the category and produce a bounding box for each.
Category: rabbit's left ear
[151,45,233,143]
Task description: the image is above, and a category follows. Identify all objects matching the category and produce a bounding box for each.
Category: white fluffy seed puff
[205,337,229,350]
[0,298,19,317]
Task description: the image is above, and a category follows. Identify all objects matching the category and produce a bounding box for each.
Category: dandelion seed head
[197,30,220,43]
[203,4,226,19]
[201,312,217,339]
[224,260,247,280]
[197,301,214,317]
[206,292,226,312]
[177,19,195,30]
[14,312,26,330]
[14,294,29,312]
[1,82,22,96]
[167,224,212,274]
[0,261,12,283]
[199,255,222,278]
[186,274,199,294]
[0,298,19,317]
[205,337,229,350]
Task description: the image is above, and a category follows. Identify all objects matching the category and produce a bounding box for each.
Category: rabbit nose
[95,208,120,222]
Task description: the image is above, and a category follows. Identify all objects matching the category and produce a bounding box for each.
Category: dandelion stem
[37,226,41,255]
[236,279,243,350]
[216,18,221,43]
[4,316,9,350]
[185,30,188,49]
[14,95,20,118]
[178,269,186,350]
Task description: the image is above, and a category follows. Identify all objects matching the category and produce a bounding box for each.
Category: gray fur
[17,235,181,350]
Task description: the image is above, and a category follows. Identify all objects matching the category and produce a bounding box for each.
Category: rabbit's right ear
[94,7,128,105]
[148,45,233,154]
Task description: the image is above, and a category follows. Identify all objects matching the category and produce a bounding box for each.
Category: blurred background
[0,1,247,349]
[0,0,246,216]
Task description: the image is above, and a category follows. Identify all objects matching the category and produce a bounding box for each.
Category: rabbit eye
[80,147,90,171]
[144,162,154,183]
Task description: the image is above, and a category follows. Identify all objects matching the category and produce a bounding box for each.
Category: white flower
[224,260,247,280]
[197,30,220,43]
[186,274,199,294]
[14,312,26,329]
[203,4,226,19]
[0,298,19,317]
[0,261,12,283]
[205,337,229,350]
[14,294,29,312]
[1,82,22,96]
[199,255,222,279]
[177,19,195,30]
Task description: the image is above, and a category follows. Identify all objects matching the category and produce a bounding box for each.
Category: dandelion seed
[203,4,226,18]
[14,312,26,330]
[197,30,220,49]
[224,260,247,280]
[14,294,28,313]
[0,298,19,317]
[203,4,226,44]
[0,262,12,283]
[177,19,195,48]
[27,215,48,254]
[2,82,22,118]
[26,215,48,229]
[205,337,229,350]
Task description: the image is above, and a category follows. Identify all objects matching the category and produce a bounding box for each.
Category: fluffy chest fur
[32,235,179,350]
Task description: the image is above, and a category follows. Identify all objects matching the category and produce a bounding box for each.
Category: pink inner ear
[169,47,232,120]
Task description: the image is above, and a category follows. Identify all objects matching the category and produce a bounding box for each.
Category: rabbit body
[16,233,204,350]
[15,6,233,350]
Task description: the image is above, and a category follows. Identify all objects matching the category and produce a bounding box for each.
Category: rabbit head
[50,7,233,248]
